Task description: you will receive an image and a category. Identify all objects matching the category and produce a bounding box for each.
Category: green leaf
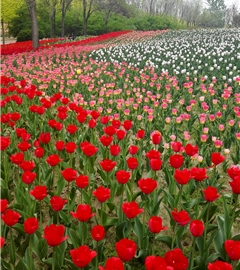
[31,233,41,260]
[194,255,206,270]
[59,210,70,225]
[116,221,127,241]
[56,177,65,195]
[81,189,90,204]
[232,234,240,241]
[223,197,231,239]
[207,253,220,263]
[38,238,48,260]
[15,254,31,270]
[1,260,12,270]
[56,240,68,269]
[196,237,204,257]
[155,235,172,249]
[67,228,81,248]
[133,216,143,241]
[10,232,16,265]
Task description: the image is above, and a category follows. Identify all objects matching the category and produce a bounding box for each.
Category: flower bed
[0,29,240,270]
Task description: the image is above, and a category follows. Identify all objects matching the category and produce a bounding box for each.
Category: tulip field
[1,28,240,270]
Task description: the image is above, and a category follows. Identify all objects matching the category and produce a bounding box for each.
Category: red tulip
[136,129,145,139]
[65,142,77,154]
[116,238,137,262]
[34,147,44,158]
[91,110,100,119]
[127,157,138,170]
[129,145,139,155]
[66,124,78,134]
[148,216,167,234]
[191,167,208,181]
[43,224,68,247]
[123,120,132,130]
[100,159,117,172]
[0,237,4,248]
[0,136,11,151]
[70,245,97,268]
[80,142,98,157]
[174,169,192,185]
[138,178,157,194]
[169,154,184,169]
[101,257,124,270]
[190,220,204,237]
[145,255,169,270]
[76,175,89,189]
[24,217,39,234]
[211,152,225,165]
[227,165,240,179]
[21,132,31,141]
[229,176,240,194]
[17,141,31,152]
[224,240,240,260]
[185,144,198,156]
[112,119,121,128]
[88,119,96,128]
[116,170,131,184]
[164,248,188,270]
[146,150,161,160]
[151,131,162,144]
[71,204,95,222]
[171,209,191,226]
[116,129,126,140]
[61,168,78,182]
[16,128,27,137]
[110,145,121,156]
[22,171,36,184]
[122,201,143,219]
[46,154,62,166]
[55,141,65,151]
[171,142,183,152]
[39,132,51,144]
[1,209,21,226]
[0,199,8,213]
[30,185,47,200]
[91,225,105,241]
[202,186,220,202]
[50,196,67,212]
[92,186,111,202]
[104,126,116,136]
[100,116,109,125]
[208,261,232,270]
[10,152,25,164]
[19,160,35,171]
[99,135,113,147]
[150,159,162,171]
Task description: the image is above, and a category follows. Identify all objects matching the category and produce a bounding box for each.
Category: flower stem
[190,237,196,270]
[52,247,55,270]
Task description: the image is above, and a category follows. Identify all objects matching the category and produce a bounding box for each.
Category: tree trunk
[83,0,87,36]
[83,19,87,36]
[50,15,53,38]
[1,20,5,45]
[53,9,56,36]
[27,0,39,49]
[61,0,65,37]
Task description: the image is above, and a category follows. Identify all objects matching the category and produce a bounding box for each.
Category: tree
[24,0,39,48]
[82,0,99,35]
[1,0,24,44]
[205,0,226,27]
[60,0,74,37]
[45,0,59,37]
[96,0,130,32]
